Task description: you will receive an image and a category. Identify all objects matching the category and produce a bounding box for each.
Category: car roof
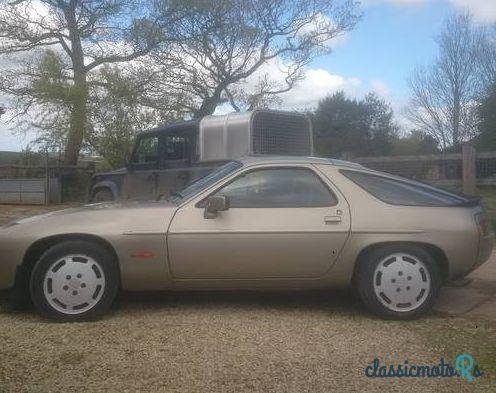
[238,155,364,169]
[139,120,198,136]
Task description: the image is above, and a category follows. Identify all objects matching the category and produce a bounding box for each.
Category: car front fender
[90,180,120,201]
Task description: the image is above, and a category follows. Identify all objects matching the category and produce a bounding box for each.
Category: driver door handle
[324,215,342,224]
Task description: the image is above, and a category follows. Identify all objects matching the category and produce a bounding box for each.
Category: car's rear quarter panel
[316,165,481,285]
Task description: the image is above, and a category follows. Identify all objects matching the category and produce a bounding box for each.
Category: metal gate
[0,178,47,204]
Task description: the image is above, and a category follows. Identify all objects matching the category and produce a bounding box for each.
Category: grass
[411,317,496,386]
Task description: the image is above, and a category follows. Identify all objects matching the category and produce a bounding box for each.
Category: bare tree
[406,13,484,149]
[146,0,360,118]
[478,24,496,90]
[0,0,181,164]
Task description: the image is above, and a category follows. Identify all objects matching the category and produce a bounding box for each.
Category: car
[1,156,493,321]
[89,110,313,202]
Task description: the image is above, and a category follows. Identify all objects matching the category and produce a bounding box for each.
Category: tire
[92,188,114,203]
[29,240,119,322]
[356,245,441,320]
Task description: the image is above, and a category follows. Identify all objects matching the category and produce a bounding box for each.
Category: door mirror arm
[204,195,230,219]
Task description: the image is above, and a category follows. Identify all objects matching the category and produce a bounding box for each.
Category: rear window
[341,170,471,207]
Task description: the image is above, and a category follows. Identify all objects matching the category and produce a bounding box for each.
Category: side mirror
[204,195,229,219]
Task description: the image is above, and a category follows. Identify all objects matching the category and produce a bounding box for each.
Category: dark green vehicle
[89,110,314,202]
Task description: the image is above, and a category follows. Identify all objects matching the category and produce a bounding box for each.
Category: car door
[124,133,160,200]
[167,165,351,279]
[156,131,193,198]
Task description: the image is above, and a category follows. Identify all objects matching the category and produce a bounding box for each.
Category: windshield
[168,161,243,202]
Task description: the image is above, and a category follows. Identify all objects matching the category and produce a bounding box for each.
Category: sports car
[0,156,493,321]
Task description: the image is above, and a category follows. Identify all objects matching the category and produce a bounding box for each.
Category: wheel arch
[14,234,121,298]
[351,241,449,286]
[90,180,119,201]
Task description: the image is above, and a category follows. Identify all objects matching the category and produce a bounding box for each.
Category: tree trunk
[63,2,88,165]
[64,73,88,165]
[452,89,461,147]
[193,88,224,119]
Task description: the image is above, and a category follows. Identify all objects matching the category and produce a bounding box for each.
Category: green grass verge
[409,317,496,386]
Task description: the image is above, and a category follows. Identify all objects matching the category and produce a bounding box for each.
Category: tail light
[475,213,490,237]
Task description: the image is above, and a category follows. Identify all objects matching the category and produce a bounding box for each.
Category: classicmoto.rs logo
[364,354,483,382]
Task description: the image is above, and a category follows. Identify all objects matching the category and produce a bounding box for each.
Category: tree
[312,91,398,157]
[478,25,496,89]
[391,130,439,156]
[87,65,188,167]
[476,82,496,151]
[0,0,181,164]
[406,13,485,150]
[145,0,360,118]
[0,105,5,118]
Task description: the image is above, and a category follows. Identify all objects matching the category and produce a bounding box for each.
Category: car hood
[5,201,178,237]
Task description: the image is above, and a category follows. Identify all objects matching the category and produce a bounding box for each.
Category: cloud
[370,79,391,98]
[0,94,39,151]
[279,69,362,109]
[0,0,55,32]
[297,12,349,49]
[364,0,496,23]
[448,0,496,23]
[0,120,36,151]
[361,0,426,6]
[225,57,364,111]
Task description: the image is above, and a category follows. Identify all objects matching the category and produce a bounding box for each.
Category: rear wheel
[30,240,119,322]
[356,245,440,319]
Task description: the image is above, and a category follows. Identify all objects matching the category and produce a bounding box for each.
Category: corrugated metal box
[198,110,313,162]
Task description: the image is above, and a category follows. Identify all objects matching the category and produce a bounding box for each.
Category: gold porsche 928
[0,157,493,321]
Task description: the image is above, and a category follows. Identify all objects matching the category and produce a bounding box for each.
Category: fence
[0,164,95,204]
[354,145,496,193]
[1,147,494,204]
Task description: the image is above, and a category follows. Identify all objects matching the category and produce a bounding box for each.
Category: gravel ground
[0,205,495,392]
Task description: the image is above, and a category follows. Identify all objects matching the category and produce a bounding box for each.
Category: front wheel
[92,188,114,203]
[30,240,119,322]
[356,245,441,319]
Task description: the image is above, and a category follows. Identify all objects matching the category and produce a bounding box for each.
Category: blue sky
[254,0,496,126]
[1,0,495,151]
[318,1,452,100]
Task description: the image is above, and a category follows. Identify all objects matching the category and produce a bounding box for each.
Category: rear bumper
[456,232,496,279]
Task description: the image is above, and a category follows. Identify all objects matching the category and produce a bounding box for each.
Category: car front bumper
[0,230,26,290]
[0,259,18,290]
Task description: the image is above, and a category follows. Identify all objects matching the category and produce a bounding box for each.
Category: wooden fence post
[462,143,476,194]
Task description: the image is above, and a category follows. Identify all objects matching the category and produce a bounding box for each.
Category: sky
[1,0,496,151]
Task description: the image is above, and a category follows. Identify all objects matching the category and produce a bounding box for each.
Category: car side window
[213,168,337,208]
[133,135,158,165]
[160,133,194,169]
[341,170,467,206]
[164,135,188,160]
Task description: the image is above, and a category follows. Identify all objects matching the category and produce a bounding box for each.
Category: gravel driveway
[0,205,495,392]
